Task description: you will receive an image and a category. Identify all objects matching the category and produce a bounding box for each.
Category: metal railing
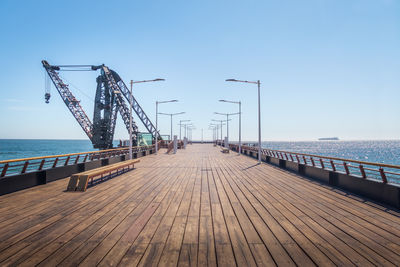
[0,145,155,177]
[228,143,400,185]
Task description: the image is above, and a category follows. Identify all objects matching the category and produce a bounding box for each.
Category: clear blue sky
[0,0,399,141]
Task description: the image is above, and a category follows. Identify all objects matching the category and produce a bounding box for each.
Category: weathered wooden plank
[0,145,399,267]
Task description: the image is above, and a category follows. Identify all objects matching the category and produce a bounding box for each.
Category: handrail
[228,143,400,185]
[0,144,155,177]
[0,145,153,164]
[261,148,400,170]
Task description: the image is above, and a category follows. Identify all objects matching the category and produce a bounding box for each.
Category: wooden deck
[0,144,400,266]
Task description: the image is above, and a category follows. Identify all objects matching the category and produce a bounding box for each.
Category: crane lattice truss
[42,60,160,149]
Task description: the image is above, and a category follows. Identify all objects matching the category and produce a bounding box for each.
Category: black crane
[42,60,160,149]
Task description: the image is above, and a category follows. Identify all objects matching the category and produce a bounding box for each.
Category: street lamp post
[129,81,133,160]
[188,126,196,142]
[209,123,218,143]
[219,100,242,155]
[158,112,185,141]
[129,78,165,160]
[155,100,178,154]
[181,123,192,139]
[226,79,262,163]
[208,125,215,142]
[214,112,239,144]
[212,119,226,145]
[179,120,190,140]
[211,123,225,144]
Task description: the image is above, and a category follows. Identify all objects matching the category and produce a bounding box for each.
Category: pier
[0,144,399,266]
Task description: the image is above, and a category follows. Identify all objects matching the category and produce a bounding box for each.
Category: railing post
[330,160,336,172]
[83,154,88,162]
[64,156,70,166]
[310,157,315,167]
[379,168,388,183]
[75,155,80,164]
[39,159,45,171]
[319,159,325,169]
[1,163,9,177]
[343,162,350,175]
[52,158,59,168]
[359,165,366,179]
[290,154,294,161]
[296,155,300,163]
[303,156,307,165]
[21,161,29,174]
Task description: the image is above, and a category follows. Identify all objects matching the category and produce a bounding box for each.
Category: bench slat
[66,159,140,192]
[81,159,139,176]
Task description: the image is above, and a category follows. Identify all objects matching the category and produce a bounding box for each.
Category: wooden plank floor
[0,144,400,266]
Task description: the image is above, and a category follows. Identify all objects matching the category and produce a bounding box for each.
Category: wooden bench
[66,159,140,192]
[221,148,230,153]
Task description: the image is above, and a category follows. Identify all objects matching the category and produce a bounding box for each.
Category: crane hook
[45,93,51,104]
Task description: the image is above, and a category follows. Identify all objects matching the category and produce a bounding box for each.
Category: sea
[0,139,119,161]
[0,139,399,166]
[256,140,400,166]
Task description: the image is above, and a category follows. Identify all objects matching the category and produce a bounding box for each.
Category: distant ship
[318,137,339,141]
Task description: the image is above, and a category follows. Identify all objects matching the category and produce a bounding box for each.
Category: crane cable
[45,70,51,94]
[59,74,95,103]
[45,70,96,104]
[44,70,51,103]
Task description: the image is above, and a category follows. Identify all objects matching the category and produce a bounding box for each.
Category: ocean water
[0,139,399,166]
[260,140,400,166]
[0,139,118,161]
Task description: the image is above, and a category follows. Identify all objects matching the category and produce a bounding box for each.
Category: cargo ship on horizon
[318,137,339,141]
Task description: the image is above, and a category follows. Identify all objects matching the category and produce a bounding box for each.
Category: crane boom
[100,66,139,145]
[42,60,93,140]
[110,72,159,139]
